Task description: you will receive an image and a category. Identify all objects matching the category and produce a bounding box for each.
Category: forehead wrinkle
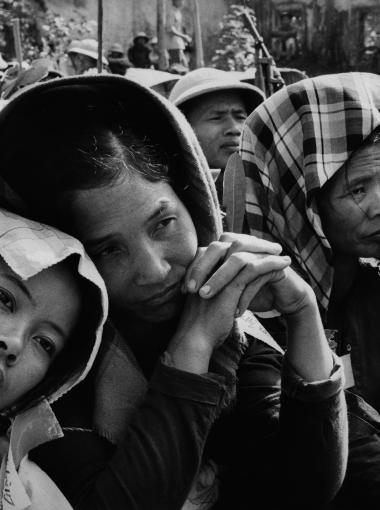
[189,91,245,118]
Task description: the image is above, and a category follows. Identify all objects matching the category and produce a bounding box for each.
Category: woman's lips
[364,229,380,239]
[139,282,181,307]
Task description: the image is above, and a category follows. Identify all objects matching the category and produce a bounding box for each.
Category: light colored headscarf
[0,207,108,510]
[240,72,380,312]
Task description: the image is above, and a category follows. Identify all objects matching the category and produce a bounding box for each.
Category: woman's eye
[95,245,122,258]
[156,217,175,232]
[34,336,56,358]
[351,185,366,199]
[0,289,14,312]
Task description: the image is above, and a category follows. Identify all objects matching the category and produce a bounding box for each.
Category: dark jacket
[0,75,347,509]
[327,264,380,509]
[260,264,380,509]
[29,325,345,510]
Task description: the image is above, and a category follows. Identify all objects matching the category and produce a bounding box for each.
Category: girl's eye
[0,288,15,312]
[34,336,56,359]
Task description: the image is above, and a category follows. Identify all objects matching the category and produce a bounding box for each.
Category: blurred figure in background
[149,37,163,70]
[107,43,129,75]
[271,13,297,62]
[65,39,108,75]
[166,0,191,71]
[128,33,152,69]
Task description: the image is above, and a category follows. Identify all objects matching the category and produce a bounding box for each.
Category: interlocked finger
[199,252,291,298]
[219,232,283,259]
[185,241,232,292]
[236,269,286,316]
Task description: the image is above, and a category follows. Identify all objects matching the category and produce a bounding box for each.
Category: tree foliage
[211,4,256,71]
[0,0,95,64]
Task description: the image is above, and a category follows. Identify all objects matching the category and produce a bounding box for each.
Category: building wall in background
[46,0,380,71]
[46,0,229,62]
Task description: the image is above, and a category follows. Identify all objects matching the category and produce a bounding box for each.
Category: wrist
[283,292,319,324]
[284,296,333,381]
[167,333,214,374]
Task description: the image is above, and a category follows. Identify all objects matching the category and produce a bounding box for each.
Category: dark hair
[51,123,176,228]
[0,86,202,240]
[54,123,171,192]
[2,118,178,226]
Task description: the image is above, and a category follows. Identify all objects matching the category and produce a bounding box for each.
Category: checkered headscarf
[240,72,380,312]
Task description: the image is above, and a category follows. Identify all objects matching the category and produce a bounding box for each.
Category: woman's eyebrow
[147,199,172,222]
[84,233,116,249]
[346,173,372,187]
[0,272,35,305]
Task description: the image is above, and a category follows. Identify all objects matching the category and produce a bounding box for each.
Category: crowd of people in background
[0,0,193,100]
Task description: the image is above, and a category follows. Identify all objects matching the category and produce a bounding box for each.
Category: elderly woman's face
[67,174,198,323]
[318,141,380,258]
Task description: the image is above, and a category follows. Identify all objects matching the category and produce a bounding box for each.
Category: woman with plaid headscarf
[241,72,380,507]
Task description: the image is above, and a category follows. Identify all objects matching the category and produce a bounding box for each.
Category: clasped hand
[174,233,315,352]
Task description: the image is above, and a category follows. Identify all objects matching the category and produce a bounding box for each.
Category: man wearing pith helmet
[169,67,265,198]
[66,39,108,75]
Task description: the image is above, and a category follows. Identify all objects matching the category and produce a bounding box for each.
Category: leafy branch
[211,4,256,71]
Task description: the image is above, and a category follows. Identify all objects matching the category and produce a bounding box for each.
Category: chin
[356,243,380,259]
[136,299,183,323]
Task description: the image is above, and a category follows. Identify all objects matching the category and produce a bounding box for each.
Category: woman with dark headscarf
[0,75,346,509]
[240,71,380,508]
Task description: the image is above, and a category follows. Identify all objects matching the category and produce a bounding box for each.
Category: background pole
[193,0,204,68]
[12,18,23,68]
[97,0,103,73]
[157,0,167,70]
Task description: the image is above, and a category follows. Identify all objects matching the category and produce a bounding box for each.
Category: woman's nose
[0,333,24,366]
[134,244,171,286]
[366,183,380,218]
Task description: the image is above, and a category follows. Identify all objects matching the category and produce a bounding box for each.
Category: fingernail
[235,308,240,317]
[283,256,291,262]
[200,285,211,296]
[188,279,196,292]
